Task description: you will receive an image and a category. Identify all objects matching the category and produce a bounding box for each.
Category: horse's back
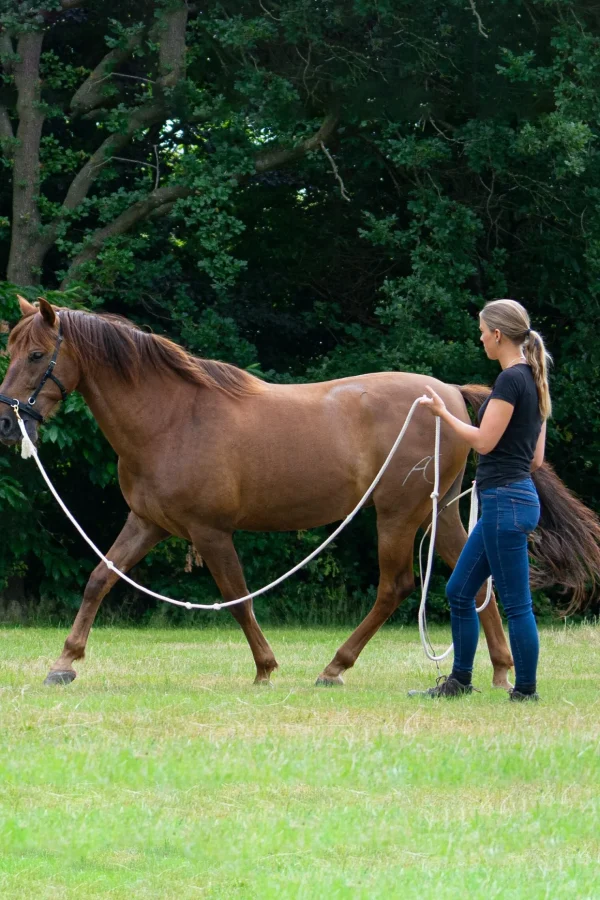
[225,372,469,530]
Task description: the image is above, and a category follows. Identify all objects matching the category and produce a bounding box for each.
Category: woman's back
[476,363,542,491]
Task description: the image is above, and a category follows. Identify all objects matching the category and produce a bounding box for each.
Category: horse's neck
[78,368,183,461]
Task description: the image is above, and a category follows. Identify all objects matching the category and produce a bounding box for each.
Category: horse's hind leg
[434,502,513,690]
[316,522,415,685]
[44,513,168,685]
[192,528,278,684]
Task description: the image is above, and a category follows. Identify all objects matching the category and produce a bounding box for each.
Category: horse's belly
[235,492,364,532]
[232,443,374,531]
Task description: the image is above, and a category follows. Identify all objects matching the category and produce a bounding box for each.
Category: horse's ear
[37,296,56,327]
[17,294,37,318]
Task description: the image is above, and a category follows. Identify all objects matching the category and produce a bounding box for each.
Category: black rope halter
[0,315,68,423]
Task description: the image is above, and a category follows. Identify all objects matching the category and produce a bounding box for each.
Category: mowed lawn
[0,624,599,899]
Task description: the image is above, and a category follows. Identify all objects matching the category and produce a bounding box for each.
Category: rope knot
[106,560,115,571]
[430,491,440,500]
[185,601,192,610]
[213,602,222,611]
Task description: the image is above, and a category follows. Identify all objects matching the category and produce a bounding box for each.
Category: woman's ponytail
[524,329,552,420]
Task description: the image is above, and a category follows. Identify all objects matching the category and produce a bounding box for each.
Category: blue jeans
[447,477,540,691]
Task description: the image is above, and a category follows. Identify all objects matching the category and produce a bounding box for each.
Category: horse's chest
[118,467,189,536]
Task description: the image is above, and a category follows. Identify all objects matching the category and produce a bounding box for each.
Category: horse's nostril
[0,416,13,437]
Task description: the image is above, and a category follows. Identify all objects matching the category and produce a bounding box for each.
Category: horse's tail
[458,383,492,416]
[528,464,600,613]
[458,383,600,612]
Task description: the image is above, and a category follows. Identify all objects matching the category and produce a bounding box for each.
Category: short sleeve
[490,368,523,407]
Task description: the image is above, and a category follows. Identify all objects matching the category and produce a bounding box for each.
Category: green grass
[0,624,599,899]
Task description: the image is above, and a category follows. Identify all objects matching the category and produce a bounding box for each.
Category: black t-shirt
[476,364,543,491]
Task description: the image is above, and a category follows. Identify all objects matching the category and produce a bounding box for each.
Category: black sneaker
[509,689,540,702]
[407,675,477,698]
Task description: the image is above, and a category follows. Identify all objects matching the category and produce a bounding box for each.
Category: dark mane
[11,309,264,399]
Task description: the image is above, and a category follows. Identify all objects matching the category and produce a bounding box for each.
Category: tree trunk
[6,239,46,287]
[0,575,26,624]
[6,31,46,288]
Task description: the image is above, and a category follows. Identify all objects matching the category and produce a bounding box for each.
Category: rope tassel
[21,432,36,460]
[13,407,36,459]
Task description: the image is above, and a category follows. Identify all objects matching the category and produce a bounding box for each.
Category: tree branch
[254,113,339,173]
[468,0,489,38]
[61,183,190,287]
[61,101,166,213]
[147,199,176,220]
[46,5,338,294]
[61,110,339,284]
[60,103,338,288]
[45,2,189,243]
[70,31,145,118]
[32,100,167,262]
[320,140,350,201]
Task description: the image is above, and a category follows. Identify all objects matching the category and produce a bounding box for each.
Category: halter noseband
[0,316,68,424]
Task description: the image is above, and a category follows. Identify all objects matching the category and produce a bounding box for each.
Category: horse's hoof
[315,674,344,686]
[492,672,513,691]
[254,678,274,688]
[44,670,76,686]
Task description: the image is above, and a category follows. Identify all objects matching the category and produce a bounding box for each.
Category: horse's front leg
[192,528,278,684]
[44,513,168,685]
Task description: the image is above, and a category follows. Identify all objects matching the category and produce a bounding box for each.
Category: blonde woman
[414,299,551,701]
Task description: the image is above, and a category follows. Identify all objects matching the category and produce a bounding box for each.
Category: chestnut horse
[1,298,599,688]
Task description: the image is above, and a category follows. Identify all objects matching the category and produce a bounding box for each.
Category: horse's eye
[28,351,45,362]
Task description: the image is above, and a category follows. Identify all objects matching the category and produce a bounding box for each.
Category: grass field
[0,623,599,899]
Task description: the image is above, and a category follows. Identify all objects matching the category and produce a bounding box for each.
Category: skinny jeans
[447,477,540,691]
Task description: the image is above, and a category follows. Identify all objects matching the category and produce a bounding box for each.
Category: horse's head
[0,296,80,447]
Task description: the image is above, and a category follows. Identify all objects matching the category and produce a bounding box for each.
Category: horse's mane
[10,308,264,399]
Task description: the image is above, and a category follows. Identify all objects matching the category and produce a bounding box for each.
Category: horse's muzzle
[0,411,17,444]
[0,410,38,447]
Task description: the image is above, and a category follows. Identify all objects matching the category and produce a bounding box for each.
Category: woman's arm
[419,386,514,455]
[531,420,547,472]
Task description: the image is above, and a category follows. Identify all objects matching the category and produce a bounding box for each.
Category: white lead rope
[14,399,491,662]
[416,417,492,662]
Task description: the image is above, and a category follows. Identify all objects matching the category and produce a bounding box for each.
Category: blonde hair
[480,298,552,419]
